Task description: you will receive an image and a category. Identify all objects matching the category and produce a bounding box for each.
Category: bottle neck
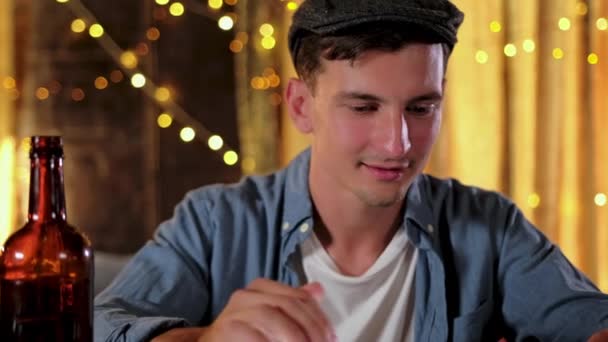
[28,155,67,223]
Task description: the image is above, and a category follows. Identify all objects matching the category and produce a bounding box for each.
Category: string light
[597,18,608,31]
[528,193,541,209]
[286,1,298,11]
[522,39,536,53]
[504,44,517,57]
[475,50,489,64]
[35,87,50,100]
[3,77,16,89]
[131,73,146,88]
[146,27,161,41]
[169,2,185,16]
[208,0,223,9]
[157,113,173,128]
[120,51,138,69]
[56,0,69,3]
[110,70,124,83]
[155,87,171,102]
[229,40,244,53]
[155,0,170,5]
[259,23,274,37]
[71,19,86,33]
[558,17,571,31]
[223,150,238,166]
[575,2,588,16]
[89,23,104,38]
[553,48,564,60]
[208,135,224,151]
[225,0,237,5]
[596,193,607,207]
[489,21,502,33]
[261,36,276,50]
[218,16,234,31]
[180,127,196,142]
[94,76,108,89]
[588,53,599,65]
[71,88,85,101]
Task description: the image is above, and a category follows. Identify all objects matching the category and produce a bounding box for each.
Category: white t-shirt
[300,227,418,342]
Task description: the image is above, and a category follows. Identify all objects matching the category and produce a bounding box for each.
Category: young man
[95,0,608,341]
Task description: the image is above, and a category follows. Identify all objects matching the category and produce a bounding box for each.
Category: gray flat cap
[289,0,465,63]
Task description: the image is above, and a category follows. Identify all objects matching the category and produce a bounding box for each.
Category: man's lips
[362,162,410,181]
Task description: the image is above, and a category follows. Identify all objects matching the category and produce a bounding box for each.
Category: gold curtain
[278,0,608,291]
[0,0,16,244]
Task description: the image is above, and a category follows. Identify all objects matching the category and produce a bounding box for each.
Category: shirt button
[427,224,434,233]
[282,222,290,230]
[299,223,310,233]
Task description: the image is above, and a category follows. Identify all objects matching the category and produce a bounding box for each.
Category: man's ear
[285,78,314,134]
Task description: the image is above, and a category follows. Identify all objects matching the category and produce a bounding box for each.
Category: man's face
[290,43,444,208]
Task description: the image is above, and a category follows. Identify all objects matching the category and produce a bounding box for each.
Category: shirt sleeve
[94,191,214,342]
[498,205,608,341]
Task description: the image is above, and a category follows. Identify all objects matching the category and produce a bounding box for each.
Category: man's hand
[152,279,335,342]
[203,279,335,342]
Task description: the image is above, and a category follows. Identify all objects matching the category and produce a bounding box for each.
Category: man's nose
[379,112,411,157]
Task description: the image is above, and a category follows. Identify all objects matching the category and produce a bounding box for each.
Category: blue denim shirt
[94,149,608,341]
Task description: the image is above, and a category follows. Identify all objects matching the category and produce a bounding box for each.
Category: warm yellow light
[286,1,298,11]
[522,39,536,53]
[155,87,171,102]
[208,0,223,9]
[268,75,281,88]
[146,27,161,41]
[261,36,276,50]
[157,113,173,128]
[120,51,138,69]
[597,18,608,31]
[56,0,69,3]
[180,127,196,142]
[596,193,607,207]
[131,73,146,88]
[553,48,564,60]
[71,88,85,101]
[110,70,124,83]
[558,17,571,31]
[259,23,274,37]
[207,135,224,151]
[155,0,169,5]
[263,67,276,77]
[169,2,185,16]
[588,53,599,65]
[2,77,16,89]
[504,44,517,57]
[229,40,244,53]
[71,19,86,33]
[35,87,50,100]
[489,21,502,33]
[236,31,249,44]
[89,23,104,38]
[576,2,588,16]
[528,193,541,209]
[475,50,489,64]
[0,137,16,245]
[94,76,109,89]
[218,16,234,30]
[250,76,267,90]
[223,150,238,165]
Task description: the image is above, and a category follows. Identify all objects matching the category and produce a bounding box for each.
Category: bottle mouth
[30,136,64,158]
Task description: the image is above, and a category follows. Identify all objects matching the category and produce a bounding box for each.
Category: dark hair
[293,23,451,89]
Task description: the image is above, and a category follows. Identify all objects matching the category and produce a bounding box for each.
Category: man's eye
[406,103,437,116]
[350,105,378,113]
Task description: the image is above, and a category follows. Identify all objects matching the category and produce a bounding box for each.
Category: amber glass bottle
[0,136,93,341]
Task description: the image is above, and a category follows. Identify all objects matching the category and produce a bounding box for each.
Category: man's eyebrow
[334,91,386,103]
[408,91,443,103]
